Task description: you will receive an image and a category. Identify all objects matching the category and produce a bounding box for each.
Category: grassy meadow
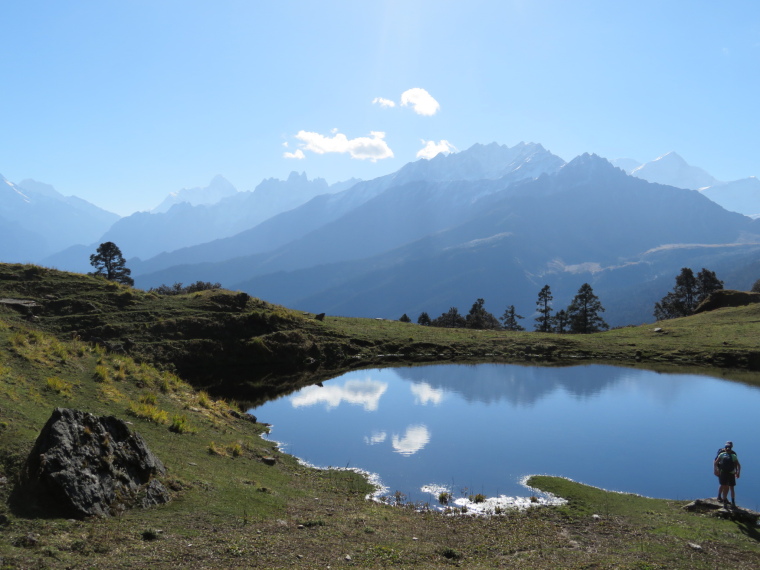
[1,263,760,568]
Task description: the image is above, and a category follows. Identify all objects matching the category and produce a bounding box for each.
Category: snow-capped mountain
[152,175,238,213]
[0,175,119,263]
[630,151,719,189]
[700,177,760,218]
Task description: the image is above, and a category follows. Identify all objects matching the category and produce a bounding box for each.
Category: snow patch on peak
[631,152,719,190]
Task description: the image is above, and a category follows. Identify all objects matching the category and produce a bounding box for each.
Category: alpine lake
[251,363,760,512]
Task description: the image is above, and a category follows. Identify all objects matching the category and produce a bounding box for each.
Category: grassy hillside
[1,263,760,567]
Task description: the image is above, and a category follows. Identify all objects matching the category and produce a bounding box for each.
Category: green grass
[2,262,760,567]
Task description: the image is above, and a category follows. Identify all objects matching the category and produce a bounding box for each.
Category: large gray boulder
[21,408,171,518]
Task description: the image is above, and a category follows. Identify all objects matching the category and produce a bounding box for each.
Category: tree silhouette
[654,267,723,320]
[552,309,569,334]
[399,313,411,323]
[417,312,432,326]
[89,242,134,286]
[500,305,525,331]
[431,307,466,328]
[465,298,501,330]
[566,283,608,333]
[534,285,553,332]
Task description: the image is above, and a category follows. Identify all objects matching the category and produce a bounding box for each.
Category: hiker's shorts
[719,471,736,486]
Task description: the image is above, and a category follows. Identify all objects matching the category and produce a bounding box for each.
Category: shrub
[228,442,243,457]
[46,376,73,397]
[198,390,212,408]
[93,365,110,383]
[207,441,226,456]
[139,392,157,405]
[127,402,169,424]
[169,414,194,434]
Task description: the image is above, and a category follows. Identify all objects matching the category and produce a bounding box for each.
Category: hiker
[714,441,741,506]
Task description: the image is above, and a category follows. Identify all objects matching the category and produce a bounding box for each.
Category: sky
[1,0,758,216]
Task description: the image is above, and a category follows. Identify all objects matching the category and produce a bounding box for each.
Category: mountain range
[3,142,759,327]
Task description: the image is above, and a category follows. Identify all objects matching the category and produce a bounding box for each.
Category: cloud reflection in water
[410,382,444,405]
[290,378,388,411]
[392,424,431,456]
[364,431,387,445]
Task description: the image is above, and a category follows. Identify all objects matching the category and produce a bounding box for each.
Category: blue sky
[2,0,758,215]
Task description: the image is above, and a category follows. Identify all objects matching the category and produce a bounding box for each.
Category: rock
[315,313,325,321]
[229,410,257,423]
[20,408,171,518]
[262,456,277,466]
[683,498,760,525]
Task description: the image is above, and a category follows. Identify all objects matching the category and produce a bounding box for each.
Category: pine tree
[654,267,723,320]
[534,285,553,332]
[89,242,134,286]
[552,309,569,334]
[417,312,432,326]
[500,305,525,331]
[431,307,466,328]
[465,298,501,330]
[399,313,411,323]
[566,283,608,333]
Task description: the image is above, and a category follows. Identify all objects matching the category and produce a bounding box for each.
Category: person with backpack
[714,441,741,506]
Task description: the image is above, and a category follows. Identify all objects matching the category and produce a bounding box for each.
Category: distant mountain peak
[152,175,238,213]
[631,152,719,189]
[391,141,565,185]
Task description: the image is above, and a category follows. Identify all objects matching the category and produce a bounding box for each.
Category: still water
[251,364,760,510]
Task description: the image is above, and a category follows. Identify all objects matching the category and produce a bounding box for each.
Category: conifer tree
[417,312,432,326]
[552,309,569,334]
[500,305,525,331]
[566,283,608,333]
[465,298,501,330]
[654,267,723,320]
[431,307,466,328]
[89,242,134,286]
[399,313,411,323]
[534,285,553,332]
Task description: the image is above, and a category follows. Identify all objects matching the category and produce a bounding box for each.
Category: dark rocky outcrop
[19,408,170,518]
[694,290,760,314]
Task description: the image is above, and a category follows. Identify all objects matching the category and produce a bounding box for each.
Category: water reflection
[291,377,388,411]
[396,364,691,407]
[253,364,760,509]
[410,382,445,405]
[391,425,431,456]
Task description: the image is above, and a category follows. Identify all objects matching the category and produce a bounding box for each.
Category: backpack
[717,451,735,473]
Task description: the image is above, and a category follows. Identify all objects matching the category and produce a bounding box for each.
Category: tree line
[87,242,753,328]
[402,282,609,334]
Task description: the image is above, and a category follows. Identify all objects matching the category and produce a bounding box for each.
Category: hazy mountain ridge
[0,175,119,262]
[131,143,566,281]
[3,141,759,326]
[217,154,759,326]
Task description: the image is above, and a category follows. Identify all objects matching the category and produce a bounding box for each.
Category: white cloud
[400,88,440,116]
[416,139,457,160]
[283,149,305,159]
[410,382,445,405]
[364,430,387,445]
[292,129,393,162]
[392,424,431,456]
[290,378,388,411]
[372,97,396,108]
